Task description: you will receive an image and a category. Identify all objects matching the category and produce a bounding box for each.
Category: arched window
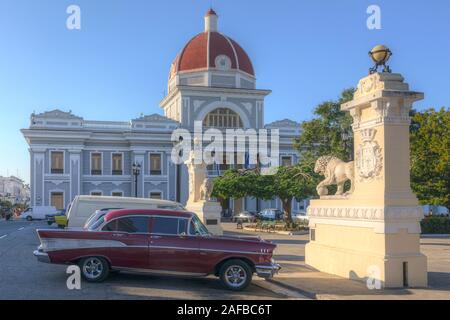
[203,108,243,128]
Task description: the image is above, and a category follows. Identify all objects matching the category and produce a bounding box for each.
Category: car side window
[152,217,185,235]
[102,220,117,231]
[101,217,150,233]
[116,217,150,233]
[178,218,187,235]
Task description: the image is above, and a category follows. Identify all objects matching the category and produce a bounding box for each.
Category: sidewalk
[222,222,450,300]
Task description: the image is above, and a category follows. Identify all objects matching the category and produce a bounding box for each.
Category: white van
[22,206,58,221]
[66,195,185,228]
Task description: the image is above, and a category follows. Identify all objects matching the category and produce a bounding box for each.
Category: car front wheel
[219,259,252,291]
[26,216,32,221]
[79,257,110,282]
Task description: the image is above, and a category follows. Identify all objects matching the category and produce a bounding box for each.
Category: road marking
[18,227,25,231]
[0,235,7,239]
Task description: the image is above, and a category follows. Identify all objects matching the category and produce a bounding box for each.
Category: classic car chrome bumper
[33,249,51,263]
[255,262,281,279]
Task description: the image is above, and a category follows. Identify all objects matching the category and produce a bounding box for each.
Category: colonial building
[22,9,304,214]
[0,175,30,205]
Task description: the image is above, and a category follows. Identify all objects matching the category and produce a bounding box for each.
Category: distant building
[21,10,305,214]
[0,176,30,205]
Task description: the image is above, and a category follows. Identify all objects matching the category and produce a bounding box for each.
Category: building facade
[22,10,304,214]
[0,176,30,205]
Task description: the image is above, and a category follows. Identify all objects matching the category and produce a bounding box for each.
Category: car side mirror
[179,232,187,238]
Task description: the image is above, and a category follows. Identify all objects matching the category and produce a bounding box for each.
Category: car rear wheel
[79,257,109,282]
[219,259,252,291]
[26,216,32,221]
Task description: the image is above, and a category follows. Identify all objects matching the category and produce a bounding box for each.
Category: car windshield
[190,215,210,236]
[88,215,105,231]
[84,211,100,229]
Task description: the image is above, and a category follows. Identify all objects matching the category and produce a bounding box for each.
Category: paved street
[223,224,450,300]
[1,219,449,300]
[0,219,292,300]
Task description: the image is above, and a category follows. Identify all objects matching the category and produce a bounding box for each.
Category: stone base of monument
[186,200,223,236]
[305,200,428,288]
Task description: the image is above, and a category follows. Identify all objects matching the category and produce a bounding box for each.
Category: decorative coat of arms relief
[355,128,383,181]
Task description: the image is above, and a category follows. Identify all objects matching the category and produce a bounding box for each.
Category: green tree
[0,199,13,209]
[410,107,450,207]
[212,161,316,223]
[294,89,354,161]
[269,162,316,223]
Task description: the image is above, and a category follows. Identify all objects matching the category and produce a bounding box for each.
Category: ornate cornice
[132,113,179,123]
[265,119,300,128]
[32,109,83,120]
[307,206,424,222]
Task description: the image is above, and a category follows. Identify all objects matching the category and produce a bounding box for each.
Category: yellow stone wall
[305,72,428,288]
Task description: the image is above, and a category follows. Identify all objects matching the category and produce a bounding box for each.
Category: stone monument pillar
[305,50,427,288]
[184,139,223,235]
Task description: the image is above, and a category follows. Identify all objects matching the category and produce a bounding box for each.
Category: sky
[0,0,449,183]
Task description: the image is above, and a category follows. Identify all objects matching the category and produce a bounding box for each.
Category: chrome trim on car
[33,250,51,263]
[255,262,281,279]
[39,238,127,252]
[114,267,207,277]
[149,244,270,256]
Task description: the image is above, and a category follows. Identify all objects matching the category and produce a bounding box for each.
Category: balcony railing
[112,170,123,176]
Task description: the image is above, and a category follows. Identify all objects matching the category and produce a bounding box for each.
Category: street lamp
[172,136,184,203]
[132,162,141,198]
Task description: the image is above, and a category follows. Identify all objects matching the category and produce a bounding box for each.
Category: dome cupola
[168,9,255,91]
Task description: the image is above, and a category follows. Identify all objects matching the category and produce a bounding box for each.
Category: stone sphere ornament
[369,45,392,74]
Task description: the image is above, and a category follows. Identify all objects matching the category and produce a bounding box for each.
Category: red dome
[205,8,217,17]
[170,31,255,79]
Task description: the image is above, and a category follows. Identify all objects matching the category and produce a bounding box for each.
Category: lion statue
[314,156,354,196]
[200,177,214,201]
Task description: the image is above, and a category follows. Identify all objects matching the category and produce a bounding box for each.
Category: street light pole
[132,162,141,198]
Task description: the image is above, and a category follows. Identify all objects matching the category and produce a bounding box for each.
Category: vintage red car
[34,209,281,291]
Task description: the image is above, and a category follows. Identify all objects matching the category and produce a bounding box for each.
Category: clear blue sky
[1,0,449,183]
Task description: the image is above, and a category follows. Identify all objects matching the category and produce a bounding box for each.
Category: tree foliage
[410,107,450,207]
[212,161,316,222]
[294,89,355,162]
[295,88,449,207]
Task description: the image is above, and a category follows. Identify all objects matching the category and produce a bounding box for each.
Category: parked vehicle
[257,209,284,221]
[46,209,66,226]
[232,211,257,223]
[292,211,309,222]
[21,206,59,221]
[34,209,280,291]
[66,195,185,228]
[423,205,449,217]
[54,213,68,229]
[83,208,122,229]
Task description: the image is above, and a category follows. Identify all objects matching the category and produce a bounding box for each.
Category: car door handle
[150,235,161,239]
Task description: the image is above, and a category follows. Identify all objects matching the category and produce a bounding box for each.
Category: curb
[421,234,450,238]
[243,227,309,236]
